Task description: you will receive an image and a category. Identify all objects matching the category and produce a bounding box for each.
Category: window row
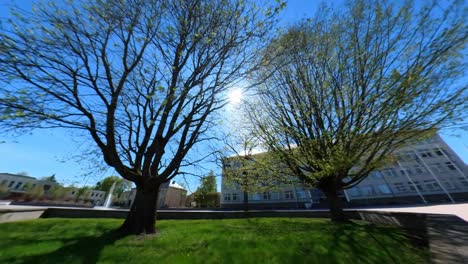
[223,190,310,201]
[349,177,468,197]
[0,180,36,190]
[373,161,458,179]
[396,148,450,162]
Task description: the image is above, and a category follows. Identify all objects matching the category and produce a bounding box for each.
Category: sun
[228,88,243,105]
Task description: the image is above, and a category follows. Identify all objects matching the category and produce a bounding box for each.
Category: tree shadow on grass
[2,229,125,264]
[243,218,428,263]
[326,222,428,264]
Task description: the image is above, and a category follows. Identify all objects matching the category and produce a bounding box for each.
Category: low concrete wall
[43,207,129,219]
[2,206,466,231]
[0,207,46,223]
[42,207,361,220]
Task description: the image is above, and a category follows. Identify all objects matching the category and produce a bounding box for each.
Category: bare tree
[246,0,467,221]
[0,0,281,234]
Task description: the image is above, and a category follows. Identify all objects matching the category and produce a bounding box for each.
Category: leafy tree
[0,0,281,234]
[49,185,68,201]
[96,176,132,196]
[24,185,45,201]
[246,0,467,221]
[0,185,10,199]
[194,171,219,207]
[75,186,91,204]
[197,171,217,193]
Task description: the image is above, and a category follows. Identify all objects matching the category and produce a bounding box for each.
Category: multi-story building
[0,173,59,199]
[63,188,106,205]
[0,172,106,205]
[221,134,468,209]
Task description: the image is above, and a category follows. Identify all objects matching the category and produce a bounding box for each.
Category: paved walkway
[358,203,468,222]
[425,214,468,264]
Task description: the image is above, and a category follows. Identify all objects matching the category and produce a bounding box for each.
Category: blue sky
[0,0,467,192]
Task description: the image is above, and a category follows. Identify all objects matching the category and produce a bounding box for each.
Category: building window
[14,182,23,190]
[430,163,446,173]
[360,186,374,196]
[377,184,392,194]
[434,149,444,156]
[370,172,382,179]
[413,165,425,174]
[249,194,261,201]
[8,181,15,188]
[347,188,360,197]
[418,149,433,158]
[445,162,457,171]
[382,168,397,178]
[224,194,231,201]
[263,192,271,200]
[397,152,417,162]
[424,180,441,191]
[232,193,238,201]
[393,183,407,193]
[408,181,423,191]
[442,180,455,190]
[459,177,468,188]
[1,180,7,186]
[284,190,294,200]
[296,190,307,199]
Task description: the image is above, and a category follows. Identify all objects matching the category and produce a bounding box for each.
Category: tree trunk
[119,185,159,235]
[320,182,347,222]
[243,191,249,211]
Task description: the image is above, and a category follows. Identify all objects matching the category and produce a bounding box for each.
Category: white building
[0,173,59,197]
[0,172,105,205]
[221,133,468,209]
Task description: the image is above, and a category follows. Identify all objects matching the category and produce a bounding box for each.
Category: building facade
[0,173,105,205]
[0,173,59,199]
[117,180,187,208]
[221,134,468,209]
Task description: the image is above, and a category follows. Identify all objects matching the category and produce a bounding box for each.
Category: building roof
[160,180,186,190]
[0,173,36,180]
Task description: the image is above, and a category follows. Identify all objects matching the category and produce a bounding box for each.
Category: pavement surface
[357,203,468,222]
[424,214,468,264]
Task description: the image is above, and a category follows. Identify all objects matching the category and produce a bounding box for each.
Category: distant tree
[198,171,217,193]
[41,174,58,183]
[0,0,281,234]
[246,0,467,221]
[16,171,29,176]
[194,171,219,207]
[49,185,68,201]
[96,176,132,196]
[0,185,10,199]
[24,185,45,201]
[75,186,91,204]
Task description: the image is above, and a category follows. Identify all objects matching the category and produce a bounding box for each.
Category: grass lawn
[0,218,428,264]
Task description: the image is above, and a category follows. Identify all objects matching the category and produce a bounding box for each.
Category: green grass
[0,218,428,264]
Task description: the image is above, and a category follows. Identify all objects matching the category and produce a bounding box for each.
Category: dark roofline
[0,173,37,180]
